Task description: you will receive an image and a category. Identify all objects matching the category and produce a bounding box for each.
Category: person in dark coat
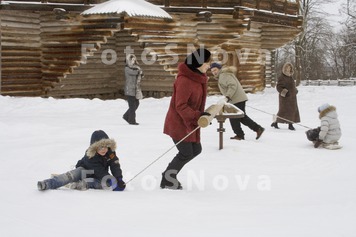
[37,130,126,191]
[123,54,144,125]
[271,62,300,130]
[160,48,211,190]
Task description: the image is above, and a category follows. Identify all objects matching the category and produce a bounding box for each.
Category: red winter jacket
[163,63,208,143]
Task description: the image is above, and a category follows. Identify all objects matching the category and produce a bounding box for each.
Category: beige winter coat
[217,66,248,104]
[319,105,341,143]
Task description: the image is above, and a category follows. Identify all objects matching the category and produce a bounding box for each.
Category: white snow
[81,0,172,19]
[0,86,355,236]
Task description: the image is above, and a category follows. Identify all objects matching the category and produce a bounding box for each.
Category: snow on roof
[81,0,172,19]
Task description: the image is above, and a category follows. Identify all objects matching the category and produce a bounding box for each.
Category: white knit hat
[318,103,330,113]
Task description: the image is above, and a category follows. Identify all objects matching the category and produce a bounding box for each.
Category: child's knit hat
[318,103,330,113]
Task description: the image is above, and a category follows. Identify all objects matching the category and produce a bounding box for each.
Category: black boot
[271,122,279,129]
[160,156,188,190]
[288,123,295,130]
[160,172,182,190]
[256,127,265,140]
[37,181,47,191]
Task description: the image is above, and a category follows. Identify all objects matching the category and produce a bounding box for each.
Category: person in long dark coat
[271,62,300,130]
[160,48,211,190]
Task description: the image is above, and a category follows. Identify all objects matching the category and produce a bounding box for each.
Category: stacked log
[115,30,175,98]
[1,0,302,98]
[0,10,42,96]
[43,15,124,98]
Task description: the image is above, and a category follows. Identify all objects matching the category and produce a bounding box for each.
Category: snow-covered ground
[0,86,355,237]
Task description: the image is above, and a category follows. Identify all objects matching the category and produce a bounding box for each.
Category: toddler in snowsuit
[37,130,126,191]
[306,103,342,149]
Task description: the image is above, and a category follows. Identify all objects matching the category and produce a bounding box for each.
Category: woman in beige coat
[211,63,264,140]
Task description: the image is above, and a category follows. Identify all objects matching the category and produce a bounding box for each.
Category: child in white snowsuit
[313,103,342,149]
[37,130,126,191]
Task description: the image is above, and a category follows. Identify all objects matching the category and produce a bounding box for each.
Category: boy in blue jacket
[37,130,125,191]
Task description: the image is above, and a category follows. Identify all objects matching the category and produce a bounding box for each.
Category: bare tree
[277,0,342,83]
[302,16,333,80]
[294,0,332,83]
[346,0,356,19]
[331,0,356,78]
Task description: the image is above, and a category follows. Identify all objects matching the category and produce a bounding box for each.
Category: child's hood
[319,105,337,119]
[86,130,117,158]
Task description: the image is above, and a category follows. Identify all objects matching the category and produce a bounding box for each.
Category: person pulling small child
[306,103,342,149]
[37,130,126,191]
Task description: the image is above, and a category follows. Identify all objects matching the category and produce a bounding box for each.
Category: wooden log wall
[125,13,251,93]
[48,27,176,99]
[42,14,124,98]
[116,30,175,98]
[1,0,302,98]
[149,0,299,15]
[143,0,302,93]
[216,5,301,92]
[0,10,42,96]
[47,37,119,98]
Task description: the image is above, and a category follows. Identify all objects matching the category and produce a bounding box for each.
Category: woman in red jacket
[160,48,211,190]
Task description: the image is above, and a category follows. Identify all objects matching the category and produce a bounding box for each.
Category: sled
[323,143,343,150]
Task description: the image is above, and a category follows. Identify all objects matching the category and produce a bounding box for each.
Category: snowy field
[0,86,355,237]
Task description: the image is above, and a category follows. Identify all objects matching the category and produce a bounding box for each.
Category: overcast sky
[320,0,348,29]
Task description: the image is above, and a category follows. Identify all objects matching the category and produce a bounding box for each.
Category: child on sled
[37,130,126,191]
[306,103,342,149]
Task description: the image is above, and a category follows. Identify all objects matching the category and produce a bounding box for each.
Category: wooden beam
[0,2,90,12]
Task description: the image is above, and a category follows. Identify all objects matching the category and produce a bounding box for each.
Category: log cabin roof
[81,0,172,19]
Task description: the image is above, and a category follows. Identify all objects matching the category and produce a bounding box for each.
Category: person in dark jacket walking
[271,62,300,130]
[123,54,144,125]
[37,130,126,191]
[210,62,264,140]
[160,48,211,190]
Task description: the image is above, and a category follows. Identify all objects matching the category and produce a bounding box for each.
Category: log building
[0,0,302,99]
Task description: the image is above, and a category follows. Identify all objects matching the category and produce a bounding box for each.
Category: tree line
[276,0,355,84]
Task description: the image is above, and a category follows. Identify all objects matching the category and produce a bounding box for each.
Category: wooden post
[199,99,245,150]
[215,114,244,150]
[216,116,226,150]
